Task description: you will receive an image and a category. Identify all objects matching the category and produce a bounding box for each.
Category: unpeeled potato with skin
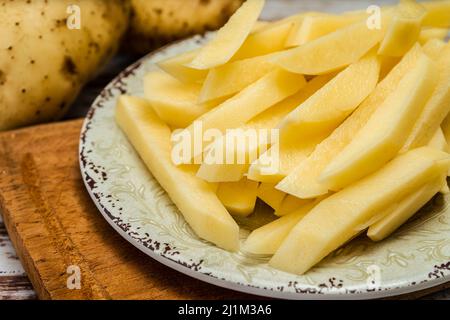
[128,0,244,54]
[0,0,129,130]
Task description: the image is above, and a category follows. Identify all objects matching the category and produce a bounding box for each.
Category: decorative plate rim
[79,35,450,300]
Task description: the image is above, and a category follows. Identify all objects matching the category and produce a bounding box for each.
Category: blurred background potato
[0,0,129,130]
[128,0,244,54]
[0,0,242,130]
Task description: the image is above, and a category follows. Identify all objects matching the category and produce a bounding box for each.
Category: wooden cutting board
[0,119,257,300]
[0,119,448,300]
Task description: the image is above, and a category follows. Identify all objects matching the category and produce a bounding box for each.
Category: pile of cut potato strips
[115,0,450,275]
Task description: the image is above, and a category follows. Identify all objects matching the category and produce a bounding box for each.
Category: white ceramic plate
[79,34,450,300]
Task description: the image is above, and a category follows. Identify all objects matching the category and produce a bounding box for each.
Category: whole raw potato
[0,0,129,130]
[128,0,244,54]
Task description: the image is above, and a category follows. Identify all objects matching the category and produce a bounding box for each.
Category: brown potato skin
[0,0,129,130]
[127,0,244,54]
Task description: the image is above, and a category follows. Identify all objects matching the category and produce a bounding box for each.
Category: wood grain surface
[0,216,36,300]
[0,119,448,300]
[0,0,448,300]
[0,119,262,300]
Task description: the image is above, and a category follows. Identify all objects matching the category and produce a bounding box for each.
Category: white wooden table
[1,0,448,300]
[0,215,35,299]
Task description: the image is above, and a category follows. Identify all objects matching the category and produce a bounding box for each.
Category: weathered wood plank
[0,0,448,300]
[0,215,36,300]
[0,218,26,276]
[0,120,257,300]
[0,276,36,300]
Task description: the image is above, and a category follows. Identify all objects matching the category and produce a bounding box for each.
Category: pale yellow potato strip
[189,0,265,69]
[247,138,323,184]
[276,44,425,199]
[419,28,449,45]
[422,38,447,59]
[197,76,317,183]
[423,0,450,28]
[428,128,449,153]
[199,53,276,103]
[187,69,305,136]
[143,71,219,128]
[115,96,239,251]
[157,49,207,83]
[270,147,450,275]
[233,14,301,60]
[247,74,335,183]
[274,195,313,217]
[286,12,366,47]
[320,54,437,191]
[279,53,380,142]
[243,201,316,255]
[368,175,445,241]
[378,0,426,57]
[442,114,450,147]
[252,54,380,184]
[273,19,387,75]
[257,183,286,210]
[185,69,305,162]
[400,44,450,152]
[217,179,259,217]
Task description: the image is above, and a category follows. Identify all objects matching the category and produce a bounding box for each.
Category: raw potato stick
[270,147,450,275]
[188,0,265,69]
[116,96,240,251]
